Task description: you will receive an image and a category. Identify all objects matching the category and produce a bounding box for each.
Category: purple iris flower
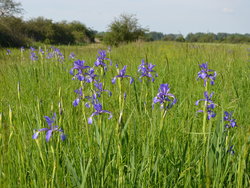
[94,82,112,97]
[53,47,64,62]
[73,88,83,107]
[39,48,45,55]
[30,52,38,61]
[94,50,110,68]
[84,68,97,83]
[153,83,177,109]
[84,94,99,109]
[70,60,90,81]
[30,47,36,51]
[206,109,216,120]
[196,91,214,105]
[196,91,216,120]
[53,48,61,54]
[44,114,56,126]
[197,62,217,86]
[46,52,54,59]
[69,52,76,59]
[32,113,66,142]
[138,59,157,82]
[112,65,134,84]
[224,111,237,128]
[85,103,91,108]
[88,103,112,124]
[6,49,11,55]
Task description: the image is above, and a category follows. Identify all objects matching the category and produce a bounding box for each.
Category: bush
[104,14,146,46]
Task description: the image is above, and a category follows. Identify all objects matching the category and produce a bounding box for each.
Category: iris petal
[45,130,53,142]
[32,132,39,139]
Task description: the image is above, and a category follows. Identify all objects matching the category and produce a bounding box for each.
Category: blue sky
[21,0,249,36]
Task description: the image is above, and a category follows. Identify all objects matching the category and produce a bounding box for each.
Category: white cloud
[222,7,234,13]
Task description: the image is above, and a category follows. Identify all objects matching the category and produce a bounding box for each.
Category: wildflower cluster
[70,50,113,125]
[30,47,38,61]
[25,46,66,62]
[23,45,239,151]
[195,62,238,155]
[44,47,65,62]
[224,111,238,155]
[224,111,237,128]
[30,48,180,142]
[196,62,217,120]
[51,47,65,62]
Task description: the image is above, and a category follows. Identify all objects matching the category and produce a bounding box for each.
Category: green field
[0,42,249,187]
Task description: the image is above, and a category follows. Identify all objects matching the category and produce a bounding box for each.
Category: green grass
[0,42,249,187]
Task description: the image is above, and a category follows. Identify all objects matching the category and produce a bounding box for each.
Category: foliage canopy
[0,16,96,47]
[0,0,23,17]
[104,14,146,46]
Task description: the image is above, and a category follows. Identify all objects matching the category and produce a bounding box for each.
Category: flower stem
[116,78,124,186]
[203,83,208,143]
[205,119,212,187]
[35,139,45,167]
[159,109,167,132]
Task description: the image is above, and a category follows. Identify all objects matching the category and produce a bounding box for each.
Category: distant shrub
[104,14,146,46]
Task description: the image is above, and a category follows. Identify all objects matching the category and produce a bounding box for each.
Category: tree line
[1,15,250,47]
[1,1,250,47]
[0,16,96,47]
[161,32,250,43]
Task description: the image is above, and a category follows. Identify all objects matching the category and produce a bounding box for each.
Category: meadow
[0,41,249,187]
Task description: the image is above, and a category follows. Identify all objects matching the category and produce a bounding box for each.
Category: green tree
[0,16,29,47]
[25,17,54,43]
[199,33,216,43]
[50,21,74,45]
[0,0,23,17]
[175,34,185,42]
[145,31,164,41]
[164,34,178,41]
[104,14,146,46]
[163,34,185,42]
[68,21,96,44]
[216,33,228,42]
